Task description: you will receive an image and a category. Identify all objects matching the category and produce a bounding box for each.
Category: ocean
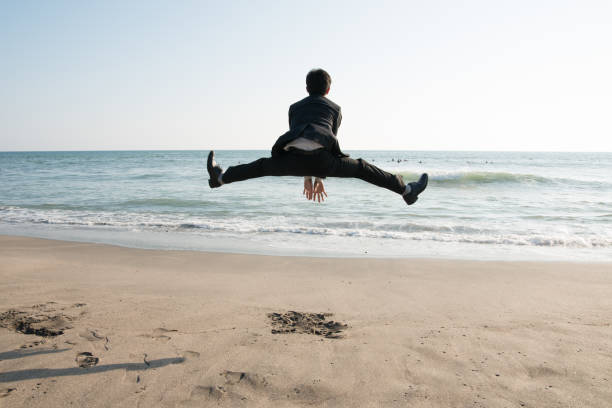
[1,150,610,261]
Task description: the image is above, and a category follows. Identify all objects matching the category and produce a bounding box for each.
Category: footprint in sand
[186,371,265,404]
[79,330,111,350]
[136,328,178,342]
[76,352,99,368]
[79,330,104,341]
[191,385,225,400]
[151,328,178,341]
[182,351,200,361]
[527,365,561,378]
[222,371,267,387]
[19,340,46,348]
[0,388,16,398]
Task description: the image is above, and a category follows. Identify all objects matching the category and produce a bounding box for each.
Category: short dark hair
[306,69,331,96]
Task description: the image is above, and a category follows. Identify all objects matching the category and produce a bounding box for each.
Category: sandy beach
[0,235,610,407]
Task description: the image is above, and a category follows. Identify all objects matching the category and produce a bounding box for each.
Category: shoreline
[1,235,611,407]
[1,231,609,263]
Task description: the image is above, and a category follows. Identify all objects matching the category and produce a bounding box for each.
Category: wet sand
[0,235,611,407]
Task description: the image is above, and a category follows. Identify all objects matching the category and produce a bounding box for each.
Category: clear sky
[1,1,611,151]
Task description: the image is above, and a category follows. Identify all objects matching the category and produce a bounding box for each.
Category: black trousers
[222,150,405,195]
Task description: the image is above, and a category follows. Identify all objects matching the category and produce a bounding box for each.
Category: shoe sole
[207,151,221,188]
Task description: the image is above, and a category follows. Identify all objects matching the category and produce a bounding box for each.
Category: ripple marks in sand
[186,371,267,404]
[267,311,348,338]
[186,370,333,406]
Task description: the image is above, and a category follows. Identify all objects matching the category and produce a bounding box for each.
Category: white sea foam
[1,205,610,250]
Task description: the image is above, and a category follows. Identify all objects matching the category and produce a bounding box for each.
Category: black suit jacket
[271,95,348,158]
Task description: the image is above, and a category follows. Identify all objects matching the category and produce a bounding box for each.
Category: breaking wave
[397,171,609,187]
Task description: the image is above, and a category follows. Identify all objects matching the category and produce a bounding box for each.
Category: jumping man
[206,69,428,205]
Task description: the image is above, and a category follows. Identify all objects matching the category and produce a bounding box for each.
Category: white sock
[402,184,412,196]
[217,172,224,185]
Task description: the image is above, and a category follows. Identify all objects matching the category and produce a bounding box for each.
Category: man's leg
[325,153,428,204]
[216,153,314,185]
[327,155,406,194]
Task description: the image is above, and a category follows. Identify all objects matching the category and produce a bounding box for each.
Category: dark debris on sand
[0,305,76,337]
[267,311,348,339]
[76,352,99,368]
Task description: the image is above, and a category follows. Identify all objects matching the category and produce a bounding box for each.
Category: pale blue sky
[1,1,611,151]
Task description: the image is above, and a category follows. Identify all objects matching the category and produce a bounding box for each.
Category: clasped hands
[303,177,328,203]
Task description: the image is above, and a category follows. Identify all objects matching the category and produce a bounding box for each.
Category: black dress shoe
[207,151,224,188]
[403,173,428,205]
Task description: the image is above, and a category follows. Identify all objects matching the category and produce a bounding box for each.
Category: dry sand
[0,235,611,407]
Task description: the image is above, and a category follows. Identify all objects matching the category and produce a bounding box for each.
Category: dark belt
[285,147,325,156]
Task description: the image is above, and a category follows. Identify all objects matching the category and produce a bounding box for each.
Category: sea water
[1,150,610,261]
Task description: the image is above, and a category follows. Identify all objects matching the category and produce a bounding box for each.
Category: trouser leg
[221,153,319,184]
[220,151,405,194]
[328,156,405,194]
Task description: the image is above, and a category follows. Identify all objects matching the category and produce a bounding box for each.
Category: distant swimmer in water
[206,69,428,204]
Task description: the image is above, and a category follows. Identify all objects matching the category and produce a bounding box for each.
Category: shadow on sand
[0,348,71,361]
[0,357,184,383]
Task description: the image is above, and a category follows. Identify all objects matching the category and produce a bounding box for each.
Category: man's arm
[332,108,342,136]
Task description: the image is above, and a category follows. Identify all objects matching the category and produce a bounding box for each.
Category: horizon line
[1,148,611,154]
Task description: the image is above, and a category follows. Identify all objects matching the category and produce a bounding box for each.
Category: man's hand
[303,177,314,200]
[313,178,328,203]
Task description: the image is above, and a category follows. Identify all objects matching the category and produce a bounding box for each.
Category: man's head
[306,68,331,96]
